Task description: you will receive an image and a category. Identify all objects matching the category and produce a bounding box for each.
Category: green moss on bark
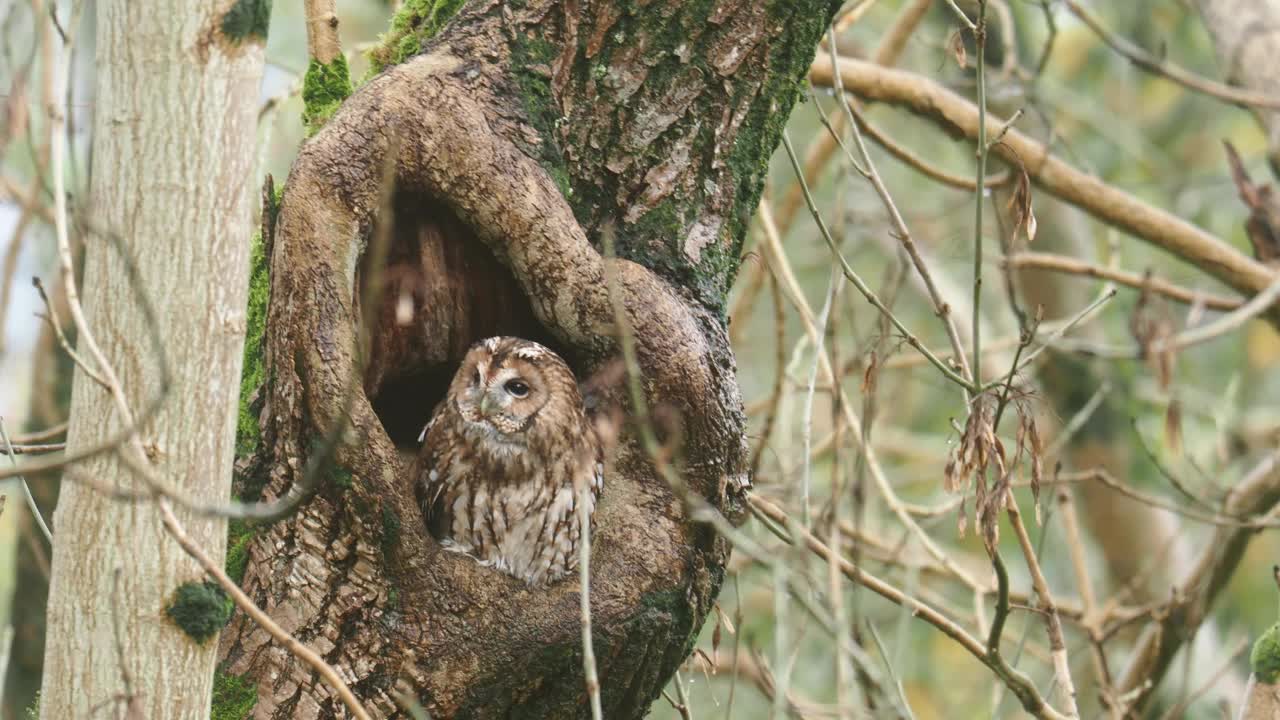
[211,667,258,720]
[236,230,270,458]
[366,0,467,75]
[225,519,255,585]
[509,34,567,186]
[166,581,233,644]
[302,55,354,136]
[1255,624,1280,683]
[510,0,835,310]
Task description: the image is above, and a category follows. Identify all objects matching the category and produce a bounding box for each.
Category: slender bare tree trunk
[38,0,265,716]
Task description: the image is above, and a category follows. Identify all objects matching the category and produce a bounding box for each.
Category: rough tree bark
[38,0,266,717]
[220,1,834,717]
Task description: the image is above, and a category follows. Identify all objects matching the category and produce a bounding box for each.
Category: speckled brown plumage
[414,336,603,586]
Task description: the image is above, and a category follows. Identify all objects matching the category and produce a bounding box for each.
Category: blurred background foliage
[1,0,1278,718]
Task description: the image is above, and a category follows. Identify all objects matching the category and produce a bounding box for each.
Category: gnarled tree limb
[222,1,835,717]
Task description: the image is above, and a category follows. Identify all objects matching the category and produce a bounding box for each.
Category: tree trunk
[221,1,834,717]
[38,1,265,716]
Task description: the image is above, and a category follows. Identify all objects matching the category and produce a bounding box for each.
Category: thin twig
[1053,278,1280,359]
[1005,487,1081,716]
[1001,288,1117,381]
[1064,0,1280,111]
[0,442,65,455]
[9,422,67,443]
[1003,252,1243,311]
[577,475,602,720]
[972,0,990,386]
[1,418,53,542]
[849,103,1013,191]
[825,29,974,391]
[757,206,988,591]
[780,132,973,391]
[1058,467,1280,529]
[748,494,1070,720]
[32,277,106,389]
[156,499,372,720]
[941,0,977,30]
[1117,449,1280,710]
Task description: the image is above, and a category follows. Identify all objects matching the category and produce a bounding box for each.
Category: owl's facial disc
[455,354,547,447]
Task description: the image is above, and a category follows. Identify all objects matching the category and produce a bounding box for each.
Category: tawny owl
[414,336,603,587]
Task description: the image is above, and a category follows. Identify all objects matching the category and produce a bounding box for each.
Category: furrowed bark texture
[38,1,265,718]
[1194,0,1280,178]
[221,1,834,718]
[1238,676,1280,720]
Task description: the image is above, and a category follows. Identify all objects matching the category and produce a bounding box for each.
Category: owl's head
[449,336,582,450]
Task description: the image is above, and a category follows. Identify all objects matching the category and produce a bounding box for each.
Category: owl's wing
[416,458,454,541]
[414,409,457,541]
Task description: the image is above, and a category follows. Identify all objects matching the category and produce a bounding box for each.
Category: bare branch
[808,56,1279,310]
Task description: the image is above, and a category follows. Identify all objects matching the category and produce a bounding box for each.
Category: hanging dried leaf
[694,648,716,675]
[1164,399,1184,457]
[1130,274,1178,390]
[978,485,1001,554]
[944,455,961,494]
[1007,165,1037,243]
[711,616,722,668]
[1224,141,1280,264]
[947,28,968,69]
[713,601,735,635]
[1028,414,1044,525]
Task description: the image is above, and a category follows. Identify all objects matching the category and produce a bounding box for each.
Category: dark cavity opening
[358,195,560,447]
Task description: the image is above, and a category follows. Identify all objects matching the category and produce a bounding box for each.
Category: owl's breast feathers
[415,402,603,587]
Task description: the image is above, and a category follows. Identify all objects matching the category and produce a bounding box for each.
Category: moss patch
[166,581,233,644]
[235,229,270,458]
[225,519,256,585]
[509,33,569,207]
[220,0,272,43]
[211,667,258,720]
[366,0,468,75]
[302,55,354,136]
[1255,623,1280,683]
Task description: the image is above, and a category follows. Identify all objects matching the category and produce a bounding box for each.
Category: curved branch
[1064,0,1280,112]
[808,56,1279,317]
[1117,450,1280,709]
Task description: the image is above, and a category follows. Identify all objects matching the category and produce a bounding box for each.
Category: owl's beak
[478,394,494,418]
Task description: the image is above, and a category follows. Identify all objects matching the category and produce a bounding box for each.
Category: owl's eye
[474,367,483,386]
[504,379,530,398]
